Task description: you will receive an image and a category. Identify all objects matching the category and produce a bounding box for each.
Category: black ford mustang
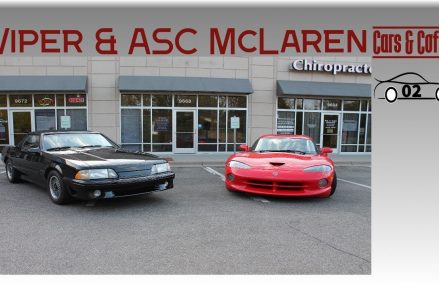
[1,131,175,204]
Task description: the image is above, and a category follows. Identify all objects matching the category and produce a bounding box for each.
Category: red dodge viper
[225,134,337,198]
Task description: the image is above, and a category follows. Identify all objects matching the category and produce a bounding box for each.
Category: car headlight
[74,169,118,180]
[304,165,332,173]
[151,163,171,174]
[228,160,251,169]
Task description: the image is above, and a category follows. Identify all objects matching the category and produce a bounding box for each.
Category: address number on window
[177,98,192,104]
[14,98,29,104]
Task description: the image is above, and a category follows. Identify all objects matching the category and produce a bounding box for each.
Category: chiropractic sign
[290,59,372,75]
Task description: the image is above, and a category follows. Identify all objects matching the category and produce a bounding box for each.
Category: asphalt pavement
[0,164,370,274]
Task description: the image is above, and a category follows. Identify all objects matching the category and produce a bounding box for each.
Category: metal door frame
[320,112,340,153]
[172,109,197,154]
[9,109,35,145]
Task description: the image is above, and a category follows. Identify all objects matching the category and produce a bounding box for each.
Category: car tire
[5,159,21,183]
[47,170,72,205]
[329,172,337,197]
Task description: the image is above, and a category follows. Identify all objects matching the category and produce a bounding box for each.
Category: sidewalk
[164,153,371,166]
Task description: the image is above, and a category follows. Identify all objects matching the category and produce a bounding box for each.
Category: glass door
[10,110,34,145]
[173,110,196,153]
[321,113,340,153]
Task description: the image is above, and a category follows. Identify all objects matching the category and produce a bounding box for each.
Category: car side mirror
[239,144,251,152]
[321,147,333,156]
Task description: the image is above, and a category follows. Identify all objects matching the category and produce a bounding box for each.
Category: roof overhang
[277,80,371,98]
[0,76,88,93]
[119,76,253,94]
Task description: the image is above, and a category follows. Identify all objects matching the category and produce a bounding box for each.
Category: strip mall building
[0,56,371,154]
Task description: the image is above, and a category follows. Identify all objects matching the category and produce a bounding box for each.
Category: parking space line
[338,178,371,189]
[202,166,225,181]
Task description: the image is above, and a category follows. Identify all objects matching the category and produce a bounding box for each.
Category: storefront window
[296,111,303,135]
[342,113,359,144]
[66,94,86,107]
[218,96,227,108]
[121,109,141,143]
[0,96,7,107]
[343,100,360,111]
[35,109,56,131]
[143,109,151,144]
[218,110,227,143]
[152,94,172,107]
[1,94,88,145]
[278,97,295,109]
[143,95,151,107]
[359,114,367,145]
[175,95,196,107]
[227,110,247,144]
[303,99,321,110]
[152,109,172,144]
[323,99,341,110]
[56,94,65,106]
[276,96,370,153]
[366,114,371,145]
[361,100,368,111]
[198,110,218,151]
[303,112,321,145]
[121,94,141,107]
[0,110,9,145]
[9,95,32,107]
[199,95,218,108]
[277,111,295,134]
[120,93,247,153]
[296,99,303,109]
[35,94,55,107]
[228,96,246,108]
[198,110,218,143]
[341,146,357,152]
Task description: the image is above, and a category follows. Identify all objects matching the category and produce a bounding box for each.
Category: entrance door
[173,110,196,153]
[321,113,340,153]
[10,110,34,145]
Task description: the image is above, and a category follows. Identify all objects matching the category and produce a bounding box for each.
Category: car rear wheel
[5,160,20,183]
[47,170,71,205]
[329,172,337,197]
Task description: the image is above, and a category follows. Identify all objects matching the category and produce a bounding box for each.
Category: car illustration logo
[272,171,279,176]
[374,72,439,103]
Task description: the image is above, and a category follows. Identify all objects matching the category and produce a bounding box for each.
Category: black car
[1,131,175,204]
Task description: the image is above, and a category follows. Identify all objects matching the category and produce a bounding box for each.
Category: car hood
[45,147,167,171]
[229,152,333,170]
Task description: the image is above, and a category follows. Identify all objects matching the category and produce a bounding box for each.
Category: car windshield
[43,133,115,151]
[252,137,317,154]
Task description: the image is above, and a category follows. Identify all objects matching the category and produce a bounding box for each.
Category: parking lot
[0,163,370,274]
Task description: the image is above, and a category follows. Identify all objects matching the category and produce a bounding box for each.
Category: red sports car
[225,134,337,197]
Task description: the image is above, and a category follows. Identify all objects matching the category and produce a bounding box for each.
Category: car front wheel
[47,170,71,205]
[5,160,20,183]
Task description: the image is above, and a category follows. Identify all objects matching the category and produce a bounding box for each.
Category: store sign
[68,97,85,104]
[324,118,338,134]
[230,116,240,129]
[291,59,372,75]
[38,97,54,107]
[60,116,71,129]
[154,117,169,131]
